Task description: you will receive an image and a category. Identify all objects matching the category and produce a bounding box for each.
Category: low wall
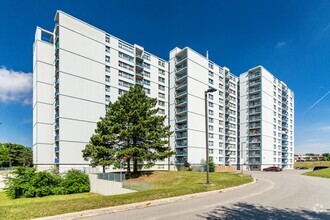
[215,166,237,172]
[89,174,136,196]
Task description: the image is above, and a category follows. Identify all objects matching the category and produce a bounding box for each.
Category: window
[118,41,134,53]
[209,141,214,146]
[158,76,165,83]
[158,100,165,107]
[209,78,214,85]
[119,52,134,62]
[144,71,150,77]
[118,80,134,88]
[209,110,214,115]
[105,35,110,43]
[209,133,213,138]
[105,95,110,102]
[208,62,213,69]
[143,53,150,60]
[209,117,213,123]
[118,70,134,80]
[105,85,110,92]
[209,71,214,77]
[208,102,213,107]
[158,109,165,114]
[158,60,165,67]
[143,88,150,94]
[105,65,110,73]
[143,62,151,69]
[208,94,214,100]
[158,85,165,91]
[118,61,134,71]
[105,46,110,53]
[143,79,150,86]
[209,125,214,131]
[118,89,127,95]
[105,75,110,82]
[158,92,165,99]
[158,69,165,75]
[209,149,214,154]
[105,56,110,63]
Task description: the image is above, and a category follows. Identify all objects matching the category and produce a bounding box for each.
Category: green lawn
[294,161,330,170]
[0,171,252,220]
[303,168,330,178]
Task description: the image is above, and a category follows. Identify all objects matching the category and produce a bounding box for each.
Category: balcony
[136,61,144,70]
[249,94,261,101]
[176,63,187,74]
[55,135,59,142]
[176,106,188,115]
[176,98,187,107]
[176,132,187,140]
[249,153,261,157]
[136,70,144,79]
[248,160,261,164]
[249,130,261,136]
[55,101,59,108]
[176,141,188,148]
[249,79,261,87]
[249,87,261,94]
[175,72,187,82]
[176,115,187,123]
[55,112,59,119]
[55,89,59,97]
[55,42,60,50]
[175,158,186,164]
[282,141,288,146]
[176,55,187,65]
[249,138,261,143]
[249,101,261,108]
[249,108,261,115]
[54,146,59,153]
[54,157,59,164]
[249,71,261,79]
[176,80,187,90]
[249,144,261,150]
[176,149,187,156]
[176,89,187,98]
[55,78,59,85]
[54,124,59,130]
[176,123,187,131]
[249,123,261,129]
[249,115,261,122]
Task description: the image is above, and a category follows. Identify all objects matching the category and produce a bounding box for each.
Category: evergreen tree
[83,85,174,174]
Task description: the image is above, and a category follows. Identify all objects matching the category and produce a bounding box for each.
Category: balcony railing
[249,71,261,79]
[249,101,261,107]
[176,55,187,63]
[175,72,187,80]
[54,158,59,163]
[176,124,187,130]
[249,108,261,114]
[55,101,59,108]
[249,116,261,121]
[176,98,187,105]
[176,115,187,122]
[250,138,261,143]
[249,94,261,100]
[54,146,59,152]
[176,90,187,97]
[54,124,59,130]
[176,106,188,113]
[176,64,187,72]
[55,135,59,142]
[176,141,188,147]
[176,80,187,88]
[249,87,261,93]
[176,150,187,156]
[55,112,59,119]
[176,133,187,138]
[55,89,59,96]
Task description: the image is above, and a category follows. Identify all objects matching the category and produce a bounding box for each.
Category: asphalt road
[81,170,330,220]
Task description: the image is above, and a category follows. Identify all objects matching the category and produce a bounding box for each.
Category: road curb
[35,177,257,220]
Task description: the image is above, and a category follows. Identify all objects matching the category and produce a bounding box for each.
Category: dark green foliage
[209,158,215,172]
[58,170,90,194]
[0,143,32,167]
[5,167,90,199]
[83,85,174,174]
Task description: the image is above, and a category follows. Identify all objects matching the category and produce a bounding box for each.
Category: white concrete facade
[169,48,238,166]
[239,66,294,170]
[33,11,294,171]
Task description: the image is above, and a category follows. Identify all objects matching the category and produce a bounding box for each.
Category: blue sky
[0,0,329,153]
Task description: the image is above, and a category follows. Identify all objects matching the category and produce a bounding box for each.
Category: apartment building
[239,66,295,170]
[33,11,294,172]
[33,11,169,171]
[169,48,238,167]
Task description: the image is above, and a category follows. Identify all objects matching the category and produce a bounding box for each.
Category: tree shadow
[197,202,330,219]
[126,171,154,179]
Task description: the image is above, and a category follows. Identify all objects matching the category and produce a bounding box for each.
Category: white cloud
[275,41,286,48]
[0,66,32,105]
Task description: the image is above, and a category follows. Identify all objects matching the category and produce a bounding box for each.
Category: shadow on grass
[197,202,330,219]
[126,171,154,179]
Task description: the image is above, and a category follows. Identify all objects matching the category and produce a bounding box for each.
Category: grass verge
[0,171,252,219]
[303,168,330,178]
[294,161,330,170]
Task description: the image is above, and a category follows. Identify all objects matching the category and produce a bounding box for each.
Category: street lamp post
[205,88,217,185]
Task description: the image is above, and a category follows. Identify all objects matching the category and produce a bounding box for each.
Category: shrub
[5,167,90,199]
[209,158,215,172]
[57,170,90,194]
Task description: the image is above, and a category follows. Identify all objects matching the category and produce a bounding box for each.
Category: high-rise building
[33,11,294,172]
[169,48,238,168]
[239,66,295,170]
[33,11,169,171]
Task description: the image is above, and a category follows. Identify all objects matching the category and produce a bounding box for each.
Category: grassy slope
[304,168,330,178]
[0,171,252,220]
[294,161,330,169]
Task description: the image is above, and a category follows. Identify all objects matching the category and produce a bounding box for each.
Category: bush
[57,170,90,194]
[5,167,90,199]
[209,158,215,172]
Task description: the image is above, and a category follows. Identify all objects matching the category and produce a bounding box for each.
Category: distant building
[295,154,323,162]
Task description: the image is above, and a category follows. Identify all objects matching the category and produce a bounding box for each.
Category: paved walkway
[81,170,330,220]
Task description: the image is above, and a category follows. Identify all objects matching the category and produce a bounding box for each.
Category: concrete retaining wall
[89,174,136,196]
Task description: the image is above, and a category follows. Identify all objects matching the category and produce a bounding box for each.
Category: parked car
[313,166,329,171]
[263,166,282,172]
